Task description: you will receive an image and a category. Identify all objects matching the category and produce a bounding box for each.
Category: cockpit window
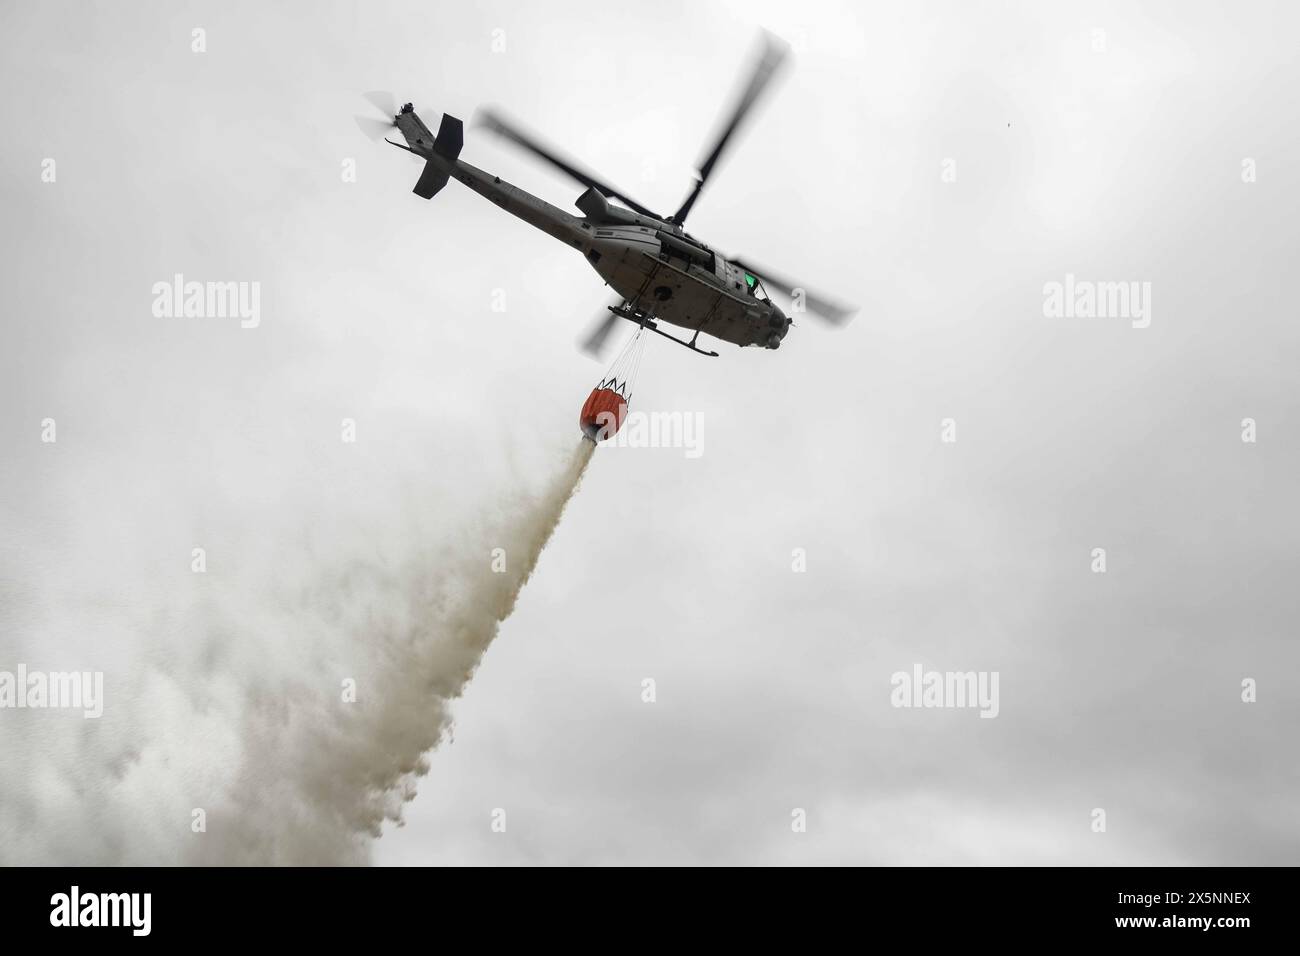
[744,272,771,302]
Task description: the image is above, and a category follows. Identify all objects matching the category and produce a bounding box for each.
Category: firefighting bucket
[579,327,647,442]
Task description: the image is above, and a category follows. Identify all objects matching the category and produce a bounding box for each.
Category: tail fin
[411,113,464,200]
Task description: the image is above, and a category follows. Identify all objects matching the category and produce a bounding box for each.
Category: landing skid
[608,305,719,357]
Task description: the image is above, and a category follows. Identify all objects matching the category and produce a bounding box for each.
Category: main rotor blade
[731,258,856,326]
[671,32,790,225]
[476,108,662,219]
[579,306,622,358]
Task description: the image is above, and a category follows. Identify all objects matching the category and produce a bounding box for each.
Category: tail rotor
[354,90,399,140]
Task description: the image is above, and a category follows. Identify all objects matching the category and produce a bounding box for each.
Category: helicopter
[356,32,854,359]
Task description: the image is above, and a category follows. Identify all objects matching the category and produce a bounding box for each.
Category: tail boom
[391,105,584,246]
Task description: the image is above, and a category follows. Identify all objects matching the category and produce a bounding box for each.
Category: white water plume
[0,440,596,865]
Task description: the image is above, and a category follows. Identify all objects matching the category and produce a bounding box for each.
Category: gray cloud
[1,0,1297,865]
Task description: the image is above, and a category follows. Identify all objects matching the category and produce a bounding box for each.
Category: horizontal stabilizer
[434,113,464,162]
[412,162,450,199]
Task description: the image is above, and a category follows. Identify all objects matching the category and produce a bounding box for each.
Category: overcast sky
[1,0,1298,865]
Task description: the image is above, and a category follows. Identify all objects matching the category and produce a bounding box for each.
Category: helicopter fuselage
[393,109,790,350]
